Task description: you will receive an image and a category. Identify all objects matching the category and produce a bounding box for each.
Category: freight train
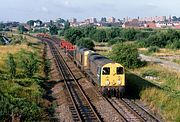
[60,40,125,97]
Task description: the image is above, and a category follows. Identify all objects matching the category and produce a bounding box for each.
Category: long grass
[131,64,180,121]
[0,34,47,121]
[0,45,32,70]
[138,48,180,56]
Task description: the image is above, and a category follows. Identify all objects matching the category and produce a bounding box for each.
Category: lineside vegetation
[0,34,49,121]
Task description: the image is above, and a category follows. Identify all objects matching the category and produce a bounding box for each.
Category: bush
[76,38,95,50]
[16,50,39,78]
[148,46,160,53]
[92,29,107,42]
[18,25,28,34]
[15,79,33,87]
[108,37,126,46]
[136,40,146,48]
[110,43,144,68]
[142,69,159,77]
[121,28,139,40]
[64,28,84,44]
[166,39,180,49]
[7,53,16,78]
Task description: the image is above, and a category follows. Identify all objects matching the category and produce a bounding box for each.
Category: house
[122,19,143,28]
[144,22,156,28]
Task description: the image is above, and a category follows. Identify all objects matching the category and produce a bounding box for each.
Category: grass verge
[127,64,180,121]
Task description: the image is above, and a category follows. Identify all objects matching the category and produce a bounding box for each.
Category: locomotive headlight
[106,81,110,85]
[117,80,121,85]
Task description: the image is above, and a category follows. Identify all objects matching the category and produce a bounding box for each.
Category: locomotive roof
[89,52,113,67]
[79,47,89,53]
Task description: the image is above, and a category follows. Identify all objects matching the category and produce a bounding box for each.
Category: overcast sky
[0,0,179,22]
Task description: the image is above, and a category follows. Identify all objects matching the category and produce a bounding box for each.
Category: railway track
[122,98,161,122]
[43,37,161,122]
[106,97,161,122]
[46,39,102,122]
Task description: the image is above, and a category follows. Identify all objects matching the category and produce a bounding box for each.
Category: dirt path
[140,54,180,73]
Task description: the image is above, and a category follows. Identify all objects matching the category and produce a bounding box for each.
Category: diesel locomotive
[60,40,125,97]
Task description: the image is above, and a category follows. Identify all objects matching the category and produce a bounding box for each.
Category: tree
[76,38,95,50]
[172,16,178,21]
[64,20,70,30]
[27,20,42,27]
[35,20,42,26]
[64,28,83,44]
[27,20,34,27]
[121,28,138,40]
[20,51,39,78]
[7,54,16,78]
[49,25,58,35]
[0,23,5,29]
[108,37,125,46]
[166,39,180,49]
[92,29,107,42]
[56,18,66,24]
[17,25,28,34]
[106,27,122,40]
[82,26,96,37]
[110,43,143,68]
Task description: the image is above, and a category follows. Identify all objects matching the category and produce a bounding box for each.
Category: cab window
[102,67,110,75]
[117,67,123,74]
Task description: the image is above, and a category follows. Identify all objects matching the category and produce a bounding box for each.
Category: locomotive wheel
[113,89,116,97]
[102,88,108,97]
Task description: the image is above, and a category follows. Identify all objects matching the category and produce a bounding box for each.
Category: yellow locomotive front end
[87,51,125,97]
[100,63,125,97]
[101,63,125,86]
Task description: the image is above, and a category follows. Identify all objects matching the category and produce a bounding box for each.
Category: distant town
[1,15,180,32]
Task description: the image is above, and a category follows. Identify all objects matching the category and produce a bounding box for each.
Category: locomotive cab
[100,63,125,97]
[101,63,125,87]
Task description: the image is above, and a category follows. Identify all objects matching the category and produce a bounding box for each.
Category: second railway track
[106,97,161,122]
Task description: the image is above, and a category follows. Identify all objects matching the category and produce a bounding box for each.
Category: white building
[90,17,97,23]
[108,17,116,23]
[34,21,41,27]
[69,18,77,23]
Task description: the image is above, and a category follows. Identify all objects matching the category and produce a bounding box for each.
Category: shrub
[15,79,33,87]
[148,46,160,53]
[76,38,95,50]
[136,40,146,48]
[7,53,16,78]
[16,50,39,78]
[142,69,159,77]
[108,37,126,46]
[110,43,144,68]
[64,28,84,44]
[166,39,180,49]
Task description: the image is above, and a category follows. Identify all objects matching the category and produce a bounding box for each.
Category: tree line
[59,26,180,49]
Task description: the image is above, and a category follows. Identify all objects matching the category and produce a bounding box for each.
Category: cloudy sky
[0,0,179,22]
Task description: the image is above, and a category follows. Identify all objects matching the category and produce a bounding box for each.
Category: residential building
[69,18,77,23]
[108,17,116,23]
[90,17,97,23]
[139,16,166,22]
[122,19,144,28]
[85,19,91,24]
[144,22,157,28]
